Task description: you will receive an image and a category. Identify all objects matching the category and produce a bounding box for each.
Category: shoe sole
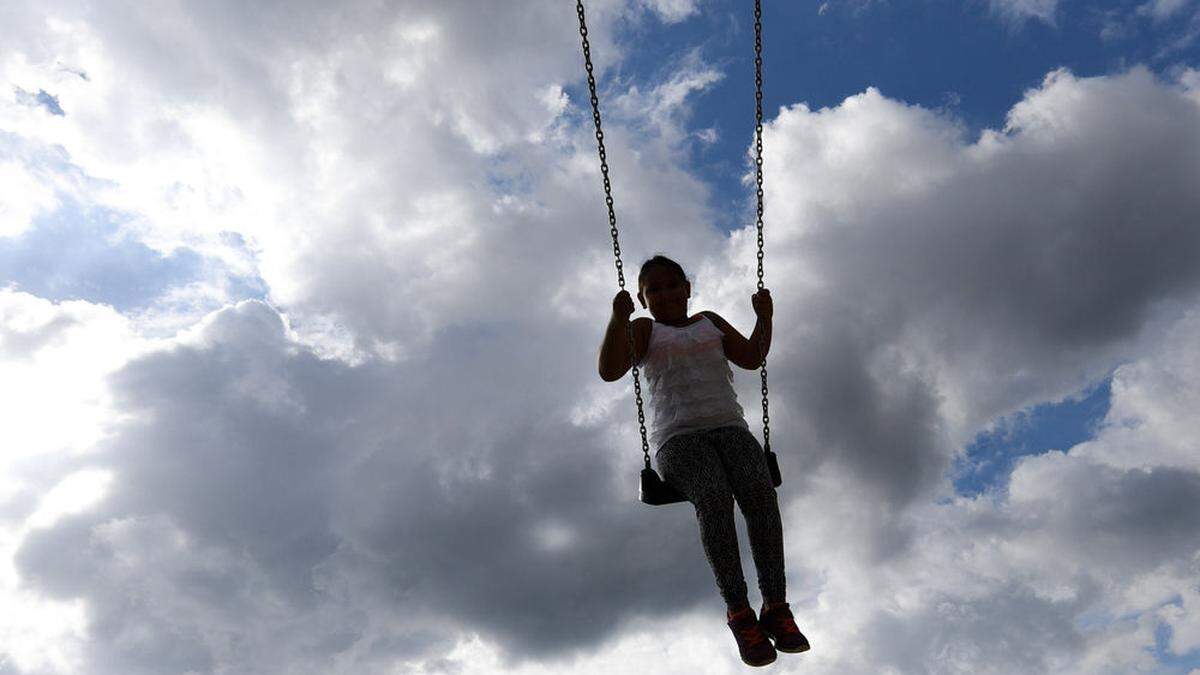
[775,644,810,654]
[741,653,777,667]
[765,634,811,654]
[762,629,810,654]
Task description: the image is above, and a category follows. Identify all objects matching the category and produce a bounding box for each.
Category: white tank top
[638,314,750,452]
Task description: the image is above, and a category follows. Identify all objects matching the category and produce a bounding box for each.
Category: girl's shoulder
[698,310,735,337]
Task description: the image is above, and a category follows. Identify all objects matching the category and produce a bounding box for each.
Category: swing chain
[576,0,654,470]
[753,0,771,455]
[576,0,771,465]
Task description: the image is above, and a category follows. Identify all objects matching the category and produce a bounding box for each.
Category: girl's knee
[738,486,779,514]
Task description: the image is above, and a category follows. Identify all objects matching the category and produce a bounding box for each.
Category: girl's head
[637,255,692,320]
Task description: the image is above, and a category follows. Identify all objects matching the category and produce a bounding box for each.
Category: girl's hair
[638,255,689,290]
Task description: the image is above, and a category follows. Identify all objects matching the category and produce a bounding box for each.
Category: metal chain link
[753,0,772,455]
[576,0,653,470]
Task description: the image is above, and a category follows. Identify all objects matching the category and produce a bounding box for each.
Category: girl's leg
[711,426,786,605]
[656,431,749,612]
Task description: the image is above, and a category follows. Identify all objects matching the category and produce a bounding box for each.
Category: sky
[1,0,1199,673]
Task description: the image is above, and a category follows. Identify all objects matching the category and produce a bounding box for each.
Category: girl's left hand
[752,288,772,320]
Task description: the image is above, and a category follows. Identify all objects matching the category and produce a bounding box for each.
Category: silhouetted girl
[597,254,809,667]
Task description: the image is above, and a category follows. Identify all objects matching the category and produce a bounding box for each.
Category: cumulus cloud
[759,67,1200,465]
[1098,0,1200,52]
[636,0,702,24]
[816,0,1061,24]
[0,290,145,675]
[1138,0,1194,21]
[984,0,1060,23]
[989,0,1060,24]
[2,0,647,359]
[3,1,1200,674]
[0,159,58,237]
[10,299,733,672]
[0,132,85,238]
[611,49,724,147]
[759,308,1200,674]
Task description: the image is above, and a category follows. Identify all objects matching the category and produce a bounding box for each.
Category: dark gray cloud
[13,302,727,672]
[1006,454,1200,573]
[860,584,1089,674]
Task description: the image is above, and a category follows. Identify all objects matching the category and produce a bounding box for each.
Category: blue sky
[0,203,203,311]
[953,375,1113,496]
[3,1,1200,673]
[0,202,267,312]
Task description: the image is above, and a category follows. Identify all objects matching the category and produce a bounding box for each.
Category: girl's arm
[746,315,772,367]
[702,311,772,370]
[600,290,652,381]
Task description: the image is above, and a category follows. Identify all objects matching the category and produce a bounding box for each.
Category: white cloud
[0,291,146,675]
[3,0,640,355]
[989,0,1059,24]
[24,469,112,530]
[0,160,59,237]
[611,50,724,149]
[1097,1,1200,51]
[759,67,1200,457]
[636,0,701,24]
[1138,0,1194,21]
[0,289,147,463]
[1165,584,1200,656]
[817,0,1060,24]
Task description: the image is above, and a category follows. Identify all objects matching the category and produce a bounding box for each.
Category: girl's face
[638,267,691,321]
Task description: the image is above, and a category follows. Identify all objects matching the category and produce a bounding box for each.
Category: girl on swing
[598,254,809,667]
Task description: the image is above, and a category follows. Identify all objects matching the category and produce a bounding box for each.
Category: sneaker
[758,602,810,653]
[726,607,777,667]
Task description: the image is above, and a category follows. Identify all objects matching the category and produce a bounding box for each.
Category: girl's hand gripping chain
[612,289,635,321]
[751,288,772,321]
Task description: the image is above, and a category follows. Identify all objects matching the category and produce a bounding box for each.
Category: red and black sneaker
[726,607,777,667]
[758,602,810,653]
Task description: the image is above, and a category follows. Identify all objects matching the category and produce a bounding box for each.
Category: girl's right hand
[612,289,635,320]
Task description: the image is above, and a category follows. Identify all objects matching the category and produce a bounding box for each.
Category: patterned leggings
[656,425,786,611]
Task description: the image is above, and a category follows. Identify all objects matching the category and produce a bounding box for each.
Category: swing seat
[640,449,782,506]
[765,448,782,487]
[640,467,687,505]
